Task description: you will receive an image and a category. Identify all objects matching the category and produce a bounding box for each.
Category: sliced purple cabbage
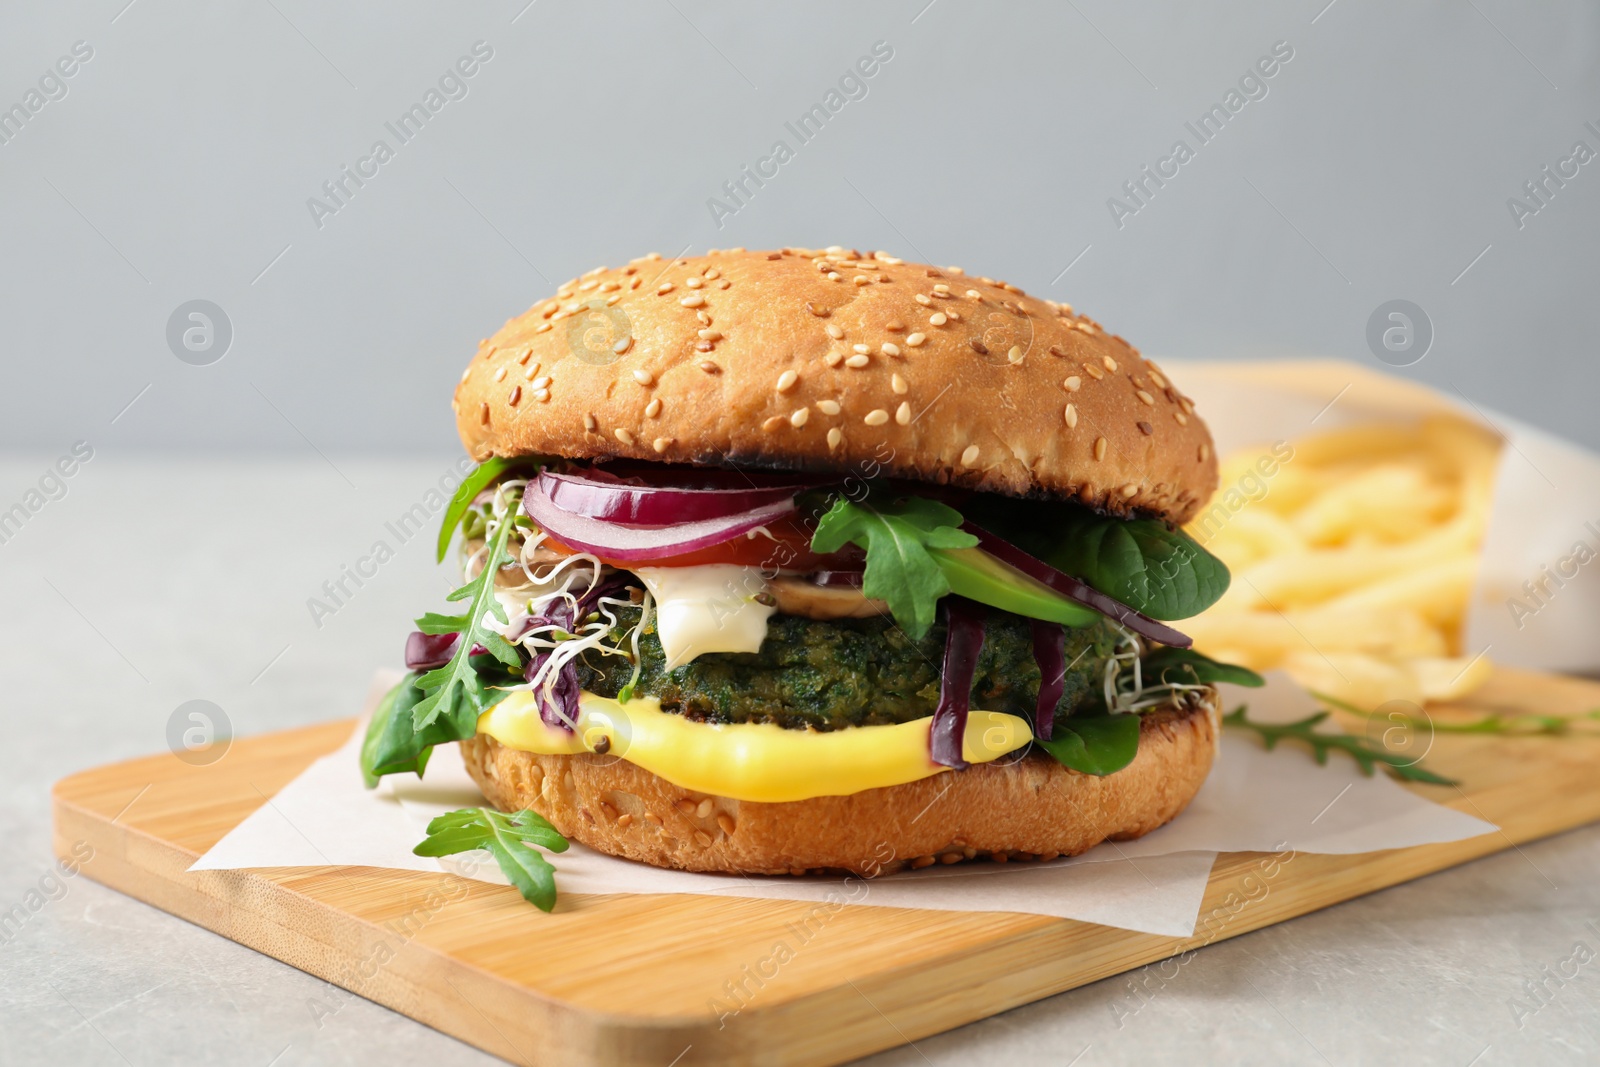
[524,573,635,731]
[404,632,487,671]
[1030,620,1067,740]
[930,599,986,770]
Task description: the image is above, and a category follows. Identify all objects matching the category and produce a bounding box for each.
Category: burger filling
[361,459,1261,798]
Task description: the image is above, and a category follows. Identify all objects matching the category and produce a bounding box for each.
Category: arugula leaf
[413,807,569,912]
[436,456,544,563]
[811,494,978,639]
[1223,705,1457,785]
[1036,710,1141,776]
[412,497,522,734]
[1141,647,1265,689]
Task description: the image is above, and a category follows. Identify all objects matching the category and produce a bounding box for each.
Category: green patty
[574,607,1119,731]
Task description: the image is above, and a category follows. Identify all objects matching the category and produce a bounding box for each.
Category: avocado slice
[930,546,1100,628]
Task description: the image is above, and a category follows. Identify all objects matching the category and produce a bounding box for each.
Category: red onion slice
[962,523,1193,649]
[539,467,822,526]
[523,480,799,561]
[931,599,986,770]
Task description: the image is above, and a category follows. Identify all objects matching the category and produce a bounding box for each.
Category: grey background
[3,2,1600,1066]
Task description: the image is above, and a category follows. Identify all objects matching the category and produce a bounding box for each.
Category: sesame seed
[790,407,809,427]
[817,399,841,415]
[853,343,870,355]
[1180,396,1195,414]
[915,294,933,306]
[825,323,845,339]
[1136,390,1155,406]
[459,367,471,383]
[517,349,534,365]
[1007,345,1024,364]
[853,275,871,286]
[533,388,551,402]
[929,312,948,326]
[895,401,911,425]
[905,332,926,347]
[509,386,522,406]
[864,408,889,426]
[536,322,552,333]
[698,329,721,341]
[1174,411,1188,426]
[960,444,980,468]
[825,352,845,368]
[1094,436,1108,461]
[776,370,799,393]
[827,427,843,450]
[946,311,962,322]
[806,302,829,317]
[1064,376,1082,392]
[885,320,905,332]
[629,276,641,289]
[1048,344,1066,357]
[933,283,951,294]
[679,294,705,308]
[1085,364,1105,380]
[645,397,662,418]
[970,340,989,356]
[1137,421,1153,435]
[1198,443,1211,462]
[1120,483,1139,498]
[652,436,672,453]
[579,280,598,292]
[1149,369,1167,388]
[632,369,654,386]
[695,340,713,352]
[827,271,841,281]
[845,354,871,368]
[881,342,901,357]
[685,276,704,289]
[479,402,490,425]
[613,336,632,355]
[657,283,674,295]
[699,360,721,374]
[762,415,785,432]
[600,280,620,292]
[493,367,507,382]
[1103,355,1118,371]
[966,289,981,299]
[1064,404,1078,429]
[583,413,598,432]
[891,373,908,394]
[705,268,721,280]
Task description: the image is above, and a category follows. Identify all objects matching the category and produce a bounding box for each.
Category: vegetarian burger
[364,247,1251,880]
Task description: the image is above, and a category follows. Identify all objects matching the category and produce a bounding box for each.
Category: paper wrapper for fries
[1169,359,1600,702]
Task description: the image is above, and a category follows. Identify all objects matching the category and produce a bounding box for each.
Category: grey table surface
[3,453,1597,1067]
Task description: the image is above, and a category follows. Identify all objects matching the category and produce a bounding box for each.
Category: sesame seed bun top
[453,247,1219,523]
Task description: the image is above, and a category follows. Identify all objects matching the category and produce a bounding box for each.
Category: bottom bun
[458,694,1218,877]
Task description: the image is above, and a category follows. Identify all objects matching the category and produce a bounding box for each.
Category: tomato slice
[540,513,862,572]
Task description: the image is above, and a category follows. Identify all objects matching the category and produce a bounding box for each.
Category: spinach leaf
[811,494,978,639]
[1036,710,1141,776]
[967,498,1230,621]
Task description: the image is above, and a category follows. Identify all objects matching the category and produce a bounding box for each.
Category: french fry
[1191,414,1501,708]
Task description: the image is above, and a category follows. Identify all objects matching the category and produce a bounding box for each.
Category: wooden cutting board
[52,667,1600,1066]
